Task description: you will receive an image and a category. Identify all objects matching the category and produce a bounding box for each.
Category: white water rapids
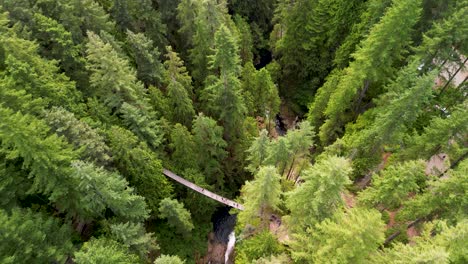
[224,231,236,264]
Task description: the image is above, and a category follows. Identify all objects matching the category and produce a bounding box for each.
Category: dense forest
[0,0,467,263]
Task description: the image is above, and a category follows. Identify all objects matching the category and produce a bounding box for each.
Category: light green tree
[287,156,352,229]
[0,209,73,264]
[164,46,195,127]
[238,166,282,230]
[74,237,139,264]
[319,0,423,146]
[245,129,271,173]
[158,198,194,236]
[359,160,426,209]
[154,254,185,264]
[290,207,385,263]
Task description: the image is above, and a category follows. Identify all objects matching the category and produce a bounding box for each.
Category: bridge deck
[162,169,244,211]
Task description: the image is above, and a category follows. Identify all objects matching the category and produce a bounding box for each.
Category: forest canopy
[0,0,467,263]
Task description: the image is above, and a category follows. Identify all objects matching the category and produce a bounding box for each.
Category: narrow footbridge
[162,169,244,210]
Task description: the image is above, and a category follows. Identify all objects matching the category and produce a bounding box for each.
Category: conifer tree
[0,209,73,263]
[398,103,468,161]
[107,126,172,214]
[234,15,254,64]
[44,107,112,167]
[189,0,230,84]
[0,23,81,111]
[110,222,157,260]
[283,122,315,179]
[265,136,291,176]
[238,166,282,230]
[74,238,139,264]
[319,0,423,146]
[203,25,246,142]
[126,30,164,87]
[158,198,194,236]
[169,124,198,172]
[154,255,186,264]
[359,160,426,210]
[399,159,468,223]
[164,46,195,127]
[192,114,227,188]
[290,207,385,263]
[86,31,146,111]
[245,129,271,173]
[287,156,352,229]
[120,102,164,150]
[253,68,281,119]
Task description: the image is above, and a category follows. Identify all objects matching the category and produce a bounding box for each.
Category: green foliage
[74,237,139,264]
[290,207,385,263]
[192,114,227,188]
[238,166,282,230]
[0,24,81,112]
[246,129,271,173]
[287,156,352,229]
[169,124,198,172]
[44,107,112,166]
[86,31,145,110]
[110,222,157,260]
[126,30,164,87]
[158,198,194,235]
[107,126,172,214]
[319,0,423,146]
[164,46,195,127]
[68,161,149,221]
[359,160,426,209]
[154,254,185,264]
[237,231,285,264]
[203,24,246,142]
[120,102,164,150]
[0,208,73,264]
[370,220,468,264]
[399,159,468,223]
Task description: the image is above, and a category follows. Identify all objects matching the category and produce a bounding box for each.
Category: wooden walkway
[162,169,244,211]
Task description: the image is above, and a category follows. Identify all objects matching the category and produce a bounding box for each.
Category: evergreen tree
[158,198,194,236]
[189,0,230,84]
[275,0,364,108]
[44,107,112,167]
[0,209,73,264]
[283,122,315,179]
[0,22,81,111]
[110,222,157,260]
[319,0,423,146]
[164,46,195,127]
[202,24,246,142]
[86,31,145,110]
[265,136,290,176]
[253,68,281,119]
[245,129,271,173]
[154,255,186,264]
[126,30,164,87]
[287,156,352,229]
[359,160,426,210]
[398,103,468,161]
[399,159,468,223]
[169,124,198,173]
[238,166,282,230]
[120,102,164,150]
[74,238,139,264]
[290,207,385,263]
[107,126,172,214]
[192,114,227,188]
